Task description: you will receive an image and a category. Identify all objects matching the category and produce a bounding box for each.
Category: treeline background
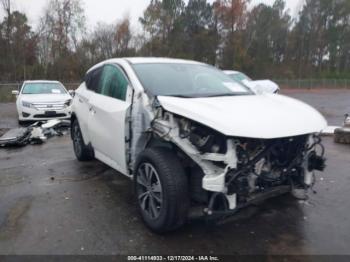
[0,0,349,82]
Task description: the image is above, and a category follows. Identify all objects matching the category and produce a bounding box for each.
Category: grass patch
[0,85,19,103]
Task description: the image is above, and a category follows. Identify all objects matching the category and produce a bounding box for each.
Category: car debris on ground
[0,119,70,148]
[334,114,350,144]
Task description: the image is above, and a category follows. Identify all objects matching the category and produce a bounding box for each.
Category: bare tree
[1,0,11,44]
[1,0,16,79]
[37,0,86,78]
[92,22,117,59]
[1,0,10,16]
[115,17,132,56]
[38,0,85,58]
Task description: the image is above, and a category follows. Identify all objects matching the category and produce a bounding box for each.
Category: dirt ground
[0,89,350,256]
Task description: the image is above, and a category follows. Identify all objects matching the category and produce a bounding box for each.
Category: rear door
[88,64,132,175]
[74,67,103,143]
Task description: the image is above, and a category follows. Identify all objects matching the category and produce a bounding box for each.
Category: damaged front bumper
[203,185,291,217]
[151,110,326,216]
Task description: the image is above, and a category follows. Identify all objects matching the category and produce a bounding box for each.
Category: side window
[85,67,103,92]
[98,64,128,101]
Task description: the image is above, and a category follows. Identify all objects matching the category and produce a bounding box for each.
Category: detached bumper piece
[334,127,350,144]
[204,185,291,217]
[0,120,70,148]
[334,114,350,144]
[0,128,32,147]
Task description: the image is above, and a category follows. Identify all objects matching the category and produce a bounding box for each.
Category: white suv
[71,58,327,233]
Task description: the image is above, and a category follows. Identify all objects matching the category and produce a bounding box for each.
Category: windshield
[21,83,67,95]
[229,72,252,83]
[132,63,253,98]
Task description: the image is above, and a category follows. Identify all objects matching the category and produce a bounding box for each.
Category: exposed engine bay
[150,105,326,216]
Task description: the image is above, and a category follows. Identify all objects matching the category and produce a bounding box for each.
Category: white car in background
[71,57,327,233]
[224,70,280,94]
[12,80,73,124]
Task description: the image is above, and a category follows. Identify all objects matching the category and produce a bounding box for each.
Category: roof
[124,57,204,65]
[87,57,206,74]
[23,80,61,84]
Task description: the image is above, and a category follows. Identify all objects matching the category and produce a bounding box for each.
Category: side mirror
[68,90,75,97]
[12,90,19,96]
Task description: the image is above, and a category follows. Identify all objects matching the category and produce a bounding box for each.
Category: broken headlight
[178,118,226,154]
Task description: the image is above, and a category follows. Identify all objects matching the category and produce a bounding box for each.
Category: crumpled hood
[20,94,71,103]
[158,94,327,139]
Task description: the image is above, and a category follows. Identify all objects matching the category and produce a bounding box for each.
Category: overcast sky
[0,0,304,32]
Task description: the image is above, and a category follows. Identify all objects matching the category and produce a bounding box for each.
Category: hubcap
[136,163,163,219]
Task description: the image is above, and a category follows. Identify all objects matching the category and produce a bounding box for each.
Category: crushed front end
[206,134,326,215]
[150,107,326,217]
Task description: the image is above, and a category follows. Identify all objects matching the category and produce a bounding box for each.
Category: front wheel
[134,148,189,233]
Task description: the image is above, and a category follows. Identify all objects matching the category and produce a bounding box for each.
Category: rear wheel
[134,148,189,233]
[72,119,94,161]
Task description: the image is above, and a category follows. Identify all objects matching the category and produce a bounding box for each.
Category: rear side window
[85,67,103,92]
[98,64,128,101]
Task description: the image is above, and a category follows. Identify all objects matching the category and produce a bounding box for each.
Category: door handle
[89,106,96,114]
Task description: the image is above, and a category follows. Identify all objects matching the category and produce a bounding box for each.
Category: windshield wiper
[161,94,198,98]
[200,93,245,98]
[160,93,250,99]
[203,93,237,97]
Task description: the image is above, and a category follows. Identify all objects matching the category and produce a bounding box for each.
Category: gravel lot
[0,89,350,255]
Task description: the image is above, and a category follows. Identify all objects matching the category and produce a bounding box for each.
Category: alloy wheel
[136,163,163,219]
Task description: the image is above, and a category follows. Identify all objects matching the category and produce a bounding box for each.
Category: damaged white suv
[71,58,327,233]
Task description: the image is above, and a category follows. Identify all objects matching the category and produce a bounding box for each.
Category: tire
[72,119,94,161]
[134,147,189,233]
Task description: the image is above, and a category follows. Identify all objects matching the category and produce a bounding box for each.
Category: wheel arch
[70,113,91,146]
[139,135,205,179]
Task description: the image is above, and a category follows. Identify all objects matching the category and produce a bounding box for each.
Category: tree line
[0,0,349,82]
